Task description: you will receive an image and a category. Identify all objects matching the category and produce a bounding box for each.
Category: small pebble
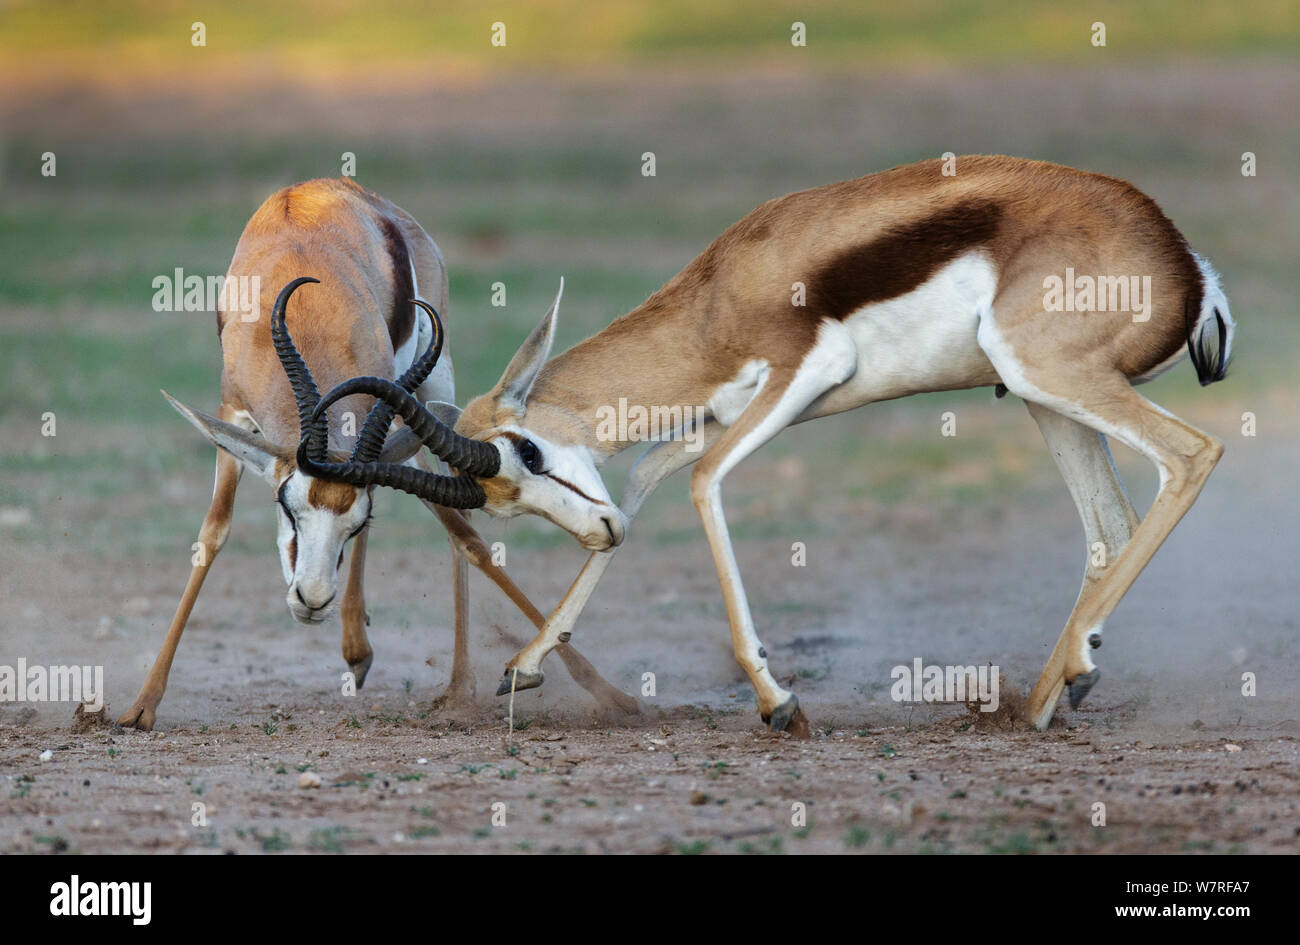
[39,749,53,762]
[298,771,322,788]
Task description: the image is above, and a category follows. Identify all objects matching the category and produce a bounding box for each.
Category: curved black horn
[296,440,488,510]
[311,376,500,478]
[270,276,327,462]
[351,299,445,463]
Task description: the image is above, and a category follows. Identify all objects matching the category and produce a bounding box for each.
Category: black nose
[602,517,616,542]
[296,588,335,610]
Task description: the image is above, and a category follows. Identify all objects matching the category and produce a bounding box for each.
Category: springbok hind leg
[1022,401,1140,730]
[1008,380,1223,730]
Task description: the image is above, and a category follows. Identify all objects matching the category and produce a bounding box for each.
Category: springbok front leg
[416,454,638,713]
[1022,401,1140,729]
[119,412,245,730]
[339,522,375,687]
[498,420,723,694]
[690,325,855,734]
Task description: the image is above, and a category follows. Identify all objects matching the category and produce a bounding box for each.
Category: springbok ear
[424,400,462,428]
[162,391,282,484]
[489,277,563,413]
[375,427,424,464]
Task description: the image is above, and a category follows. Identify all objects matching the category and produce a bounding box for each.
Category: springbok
[118,178,633,730]
[295,156,1234,734]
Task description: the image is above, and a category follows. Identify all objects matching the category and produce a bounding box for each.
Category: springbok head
[299,281,626,551]
[165,277,450,623]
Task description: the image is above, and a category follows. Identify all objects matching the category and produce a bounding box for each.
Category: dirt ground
[2,395,1297,855]
[2,62,1297,855]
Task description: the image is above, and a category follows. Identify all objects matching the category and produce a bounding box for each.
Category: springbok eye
[276,483,296,527]
[515,438,544,475]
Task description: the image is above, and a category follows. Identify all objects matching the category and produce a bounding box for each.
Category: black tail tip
[1188,307,1230,387]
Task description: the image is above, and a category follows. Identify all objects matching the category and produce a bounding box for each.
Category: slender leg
[415,453,639,714]
[1022,401,1139,729]
[339,523,374,687]
[686,336,854,734]
[430,526,477,711]
[994,373,1223,729]
[119,418,244,730]
[688,389,813,732]
[410,451,476,711]
[499,422,723,692]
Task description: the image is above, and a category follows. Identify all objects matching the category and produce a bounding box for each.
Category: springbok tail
[1186,252,1235,386]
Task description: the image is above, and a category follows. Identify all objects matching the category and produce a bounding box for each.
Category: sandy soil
[2,397,1296,855]
[2,64,1297,855]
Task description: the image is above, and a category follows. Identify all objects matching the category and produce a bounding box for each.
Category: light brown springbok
[118,178,634,730]
[295,156,1234,734]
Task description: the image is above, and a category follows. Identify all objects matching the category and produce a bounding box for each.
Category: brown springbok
[293,156,1234,734]
[118,178,633,730]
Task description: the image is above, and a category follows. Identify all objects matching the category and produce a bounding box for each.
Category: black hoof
[767,694,801,732]
[495,669,544,697]
[1088,632,1102,650]
[349,653,374,689]
[1067,668,1100,709]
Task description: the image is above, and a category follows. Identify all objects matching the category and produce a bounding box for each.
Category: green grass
[0,35,1293,572]
[4,1,1297,72]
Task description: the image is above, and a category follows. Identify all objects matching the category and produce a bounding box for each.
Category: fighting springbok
[118,178,633,730]
[295,156,1234,734]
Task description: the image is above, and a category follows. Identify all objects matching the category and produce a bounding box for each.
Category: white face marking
[275,470,371,624]
[480,426,625,551]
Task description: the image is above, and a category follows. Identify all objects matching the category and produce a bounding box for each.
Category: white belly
[802,250,1000,419]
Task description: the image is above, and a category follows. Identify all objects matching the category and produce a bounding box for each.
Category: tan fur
[459,155,1227,734]
[308,477,360,515]
[120,180,633,731]
[464,155,1202,459]
[479,477,523,507]
[218,178,452,448]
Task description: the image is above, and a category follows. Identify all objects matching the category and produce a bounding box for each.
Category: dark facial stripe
[807,198,1003,320]
[543,472,606,505]
[495,432,606,504]
[381,218,416,353]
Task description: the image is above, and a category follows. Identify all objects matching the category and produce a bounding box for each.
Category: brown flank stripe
[808,198,1003,320]
[380,217,416,354]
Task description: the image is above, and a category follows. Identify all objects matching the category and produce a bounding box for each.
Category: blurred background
[1,1,1296,723]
